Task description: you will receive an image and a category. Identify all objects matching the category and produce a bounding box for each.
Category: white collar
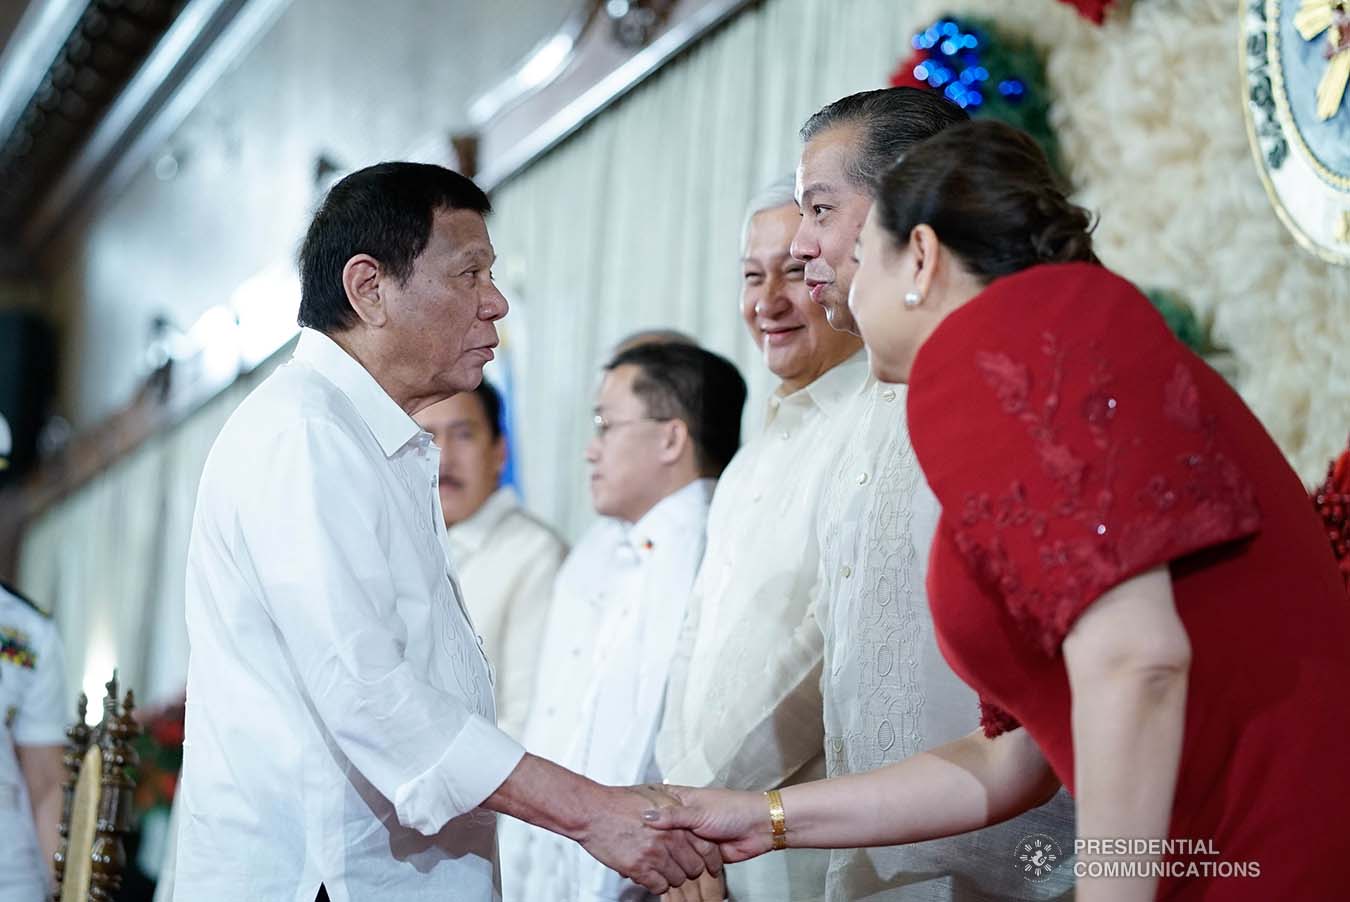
[766,349,871,425]
[292,328,422,458]
[623,478,716,557]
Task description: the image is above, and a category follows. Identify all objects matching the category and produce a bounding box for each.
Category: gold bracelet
[764,789,787,850]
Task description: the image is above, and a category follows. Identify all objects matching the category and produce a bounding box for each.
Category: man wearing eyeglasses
[501,342,746,902]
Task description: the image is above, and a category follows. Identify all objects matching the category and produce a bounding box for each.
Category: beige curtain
[16,365,278,709]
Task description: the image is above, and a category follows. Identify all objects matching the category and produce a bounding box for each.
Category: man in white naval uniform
[0,582,66,902]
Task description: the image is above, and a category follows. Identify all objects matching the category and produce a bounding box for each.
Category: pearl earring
[903,290,922,309]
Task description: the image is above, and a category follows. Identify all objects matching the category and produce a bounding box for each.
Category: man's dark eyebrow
[454,246,495,265]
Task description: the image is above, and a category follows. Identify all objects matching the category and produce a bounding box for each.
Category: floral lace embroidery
[955,337,1261,654]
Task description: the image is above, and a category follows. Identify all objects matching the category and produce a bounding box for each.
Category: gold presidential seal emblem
[1242,0,1350,264]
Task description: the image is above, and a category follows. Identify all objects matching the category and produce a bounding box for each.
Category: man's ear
[659,419,691,466]
[491,435,508,480]
[342,254,387,327]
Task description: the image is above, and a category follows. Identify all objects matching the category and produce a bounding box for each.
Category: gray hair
[798,87,969,193]
[739,174,798,255]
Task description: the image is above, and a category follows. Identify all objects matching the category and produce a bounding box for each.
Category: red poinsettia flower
[1059,0,1114,24]
[888,49,927,90]
[1312,435,1350,594]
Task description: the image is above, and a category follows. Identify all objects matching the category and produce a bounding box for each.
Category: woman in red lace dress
[647,121,1350,901]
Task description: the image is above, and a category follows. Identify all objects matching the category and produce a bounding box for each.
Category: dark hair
[298,162,491,333]
[612,328,699,355]
[875,119,1098,281]
[471,380,505,440]
[605,343,747,477]
[799,87,969,192]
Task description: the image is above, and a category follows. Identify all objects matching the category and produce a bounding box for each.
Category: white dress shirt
[817,384,1075,901]
[657,352,874,901]
[445,487,567,740]
[176,328,525,902]
[0,585,66,902]
[502,479,714,902]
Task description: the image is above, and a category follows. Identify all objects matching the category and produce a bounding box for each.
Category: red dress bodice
[907,264,1350,899]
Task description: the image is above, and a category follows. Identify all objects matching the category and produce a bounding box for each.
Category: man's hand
[663,870,727,902]
[484,754,722,896]
[575,785,721,895]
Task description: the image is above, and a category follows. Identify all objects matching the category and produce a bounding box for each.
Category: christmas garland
[1144,289,1208,355]
[132,694,185,821]
[889,16,1060,171]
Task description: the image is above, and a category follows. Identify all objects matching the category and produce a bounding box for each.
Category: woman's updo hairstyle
[874,119,1098,281]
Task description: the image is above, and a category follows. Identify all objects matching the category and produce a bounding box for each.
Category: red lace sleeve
[909,264,1262,655]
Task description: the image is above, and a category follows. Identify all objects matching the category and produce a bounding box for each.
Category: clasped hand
[580,782,780,898]
[576,783,722,895]
[636,785,781,902]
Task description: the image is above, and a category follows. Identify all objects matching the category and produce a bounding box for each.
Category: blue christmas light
[897,16,1034,118]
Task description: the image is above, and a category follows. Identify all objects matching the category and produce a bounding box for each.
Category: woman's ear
[910,224,942,302]
[343,254,387,327]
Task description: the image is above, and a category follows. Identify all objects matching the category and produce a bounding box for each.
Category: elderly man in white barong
[176,162,718,902]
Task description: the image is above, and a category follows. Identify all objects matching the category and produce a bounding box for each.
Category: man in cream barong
[657,88,1074,902]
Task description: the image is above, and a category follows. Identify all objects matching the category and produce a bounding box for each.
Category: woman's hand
[642,785,775,864]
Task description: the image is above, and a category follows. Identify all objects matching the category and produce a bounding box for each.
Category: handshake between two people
[486,754,771,900]
[591,783,774,902]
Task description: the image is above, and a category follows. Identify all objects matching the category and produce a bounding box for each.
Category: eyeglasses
[592,414,671,440]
